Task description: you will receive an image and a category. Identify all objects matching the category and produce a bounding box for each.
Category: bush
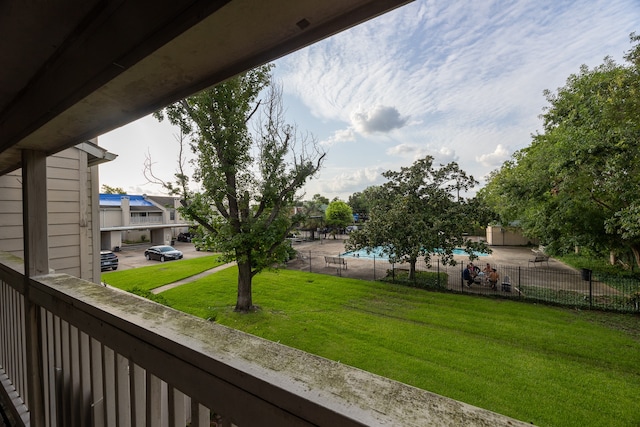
[128,286,171,306]
[381,269,448,290]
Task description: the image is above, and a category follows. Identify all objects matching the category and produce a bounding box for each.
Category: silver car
[144,245,183,262]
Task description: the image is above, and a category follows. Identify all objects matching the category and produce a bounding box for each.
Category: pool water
[341,247,488,260]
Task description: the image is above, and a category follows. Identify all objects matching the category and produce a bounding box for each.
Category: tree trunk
[235,260,253,312]
[409,259,417,281]
[631,245,640,271]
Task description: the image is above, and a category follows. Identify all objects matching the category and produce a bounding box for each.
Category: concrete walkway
[151,262,236,294]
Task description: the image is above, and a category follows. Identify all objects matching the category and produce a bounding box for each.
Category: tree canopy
[346,156,490,279]
[479,34,640,266]
[153,65,324,312]
[101,184,125,194]
[325,200,353,237]
[348,188,376,222]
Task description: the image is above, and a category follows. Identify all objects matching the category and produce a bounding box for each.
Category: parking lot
[109,241,213,271]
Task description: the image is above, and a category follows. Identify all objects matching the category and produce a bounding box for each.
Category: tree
[480,34,640,266]
[298,196,326,240]
[312,193,329,205]
[101,184,126,194]
[153,66,325,312]
[325,200,353,238]
[348,188,376,222]
[346,156,490,279]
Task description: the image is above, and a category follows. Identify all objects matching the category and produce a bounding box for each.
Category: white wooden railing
[0,252,531,427]
[129,215,163,225]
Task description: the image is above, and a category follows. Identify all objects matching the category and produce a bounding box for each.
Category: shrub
[128,286,171,306]
[381,269,448,290]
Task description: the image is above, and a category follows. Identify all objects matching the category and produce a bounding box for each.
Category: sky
[98,0,640,201]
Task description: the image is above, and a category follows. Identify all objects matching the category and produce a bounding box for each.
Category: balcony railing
[0,252,530,427]
[129,215,163,225]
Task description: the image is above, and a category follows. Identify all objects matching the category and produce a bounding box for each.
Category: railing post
[22,149,48,426]
[373,255,376,281]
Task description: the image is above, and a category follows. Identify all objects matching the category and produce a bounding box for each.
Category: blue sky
[99,0,640,200]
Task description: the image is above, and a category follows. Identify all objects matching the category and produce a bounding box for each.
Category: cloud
[476,144,511,167]
[322,166,385,193]
[350,105,408,134]
[320,128,356,147]
[386,143,419,156]
[386,143,459,165]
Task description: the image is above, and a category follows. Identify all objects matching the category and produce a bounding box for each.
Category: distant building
[99,193,190,250]
[485,224,538,246]
[0,142,115,283]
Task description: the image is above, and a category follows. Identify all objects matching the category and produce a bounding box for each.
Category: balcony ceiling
[0,0,411,175]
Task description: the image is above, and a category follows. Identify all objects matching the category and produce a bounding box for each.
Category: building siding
[0,147,99,282]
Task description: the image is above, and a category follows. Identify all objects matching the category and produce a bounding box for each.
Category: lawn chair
[501,275,511,292]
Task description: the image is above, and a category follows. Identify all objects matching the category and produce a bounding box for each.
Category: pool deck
[287,236,579,283]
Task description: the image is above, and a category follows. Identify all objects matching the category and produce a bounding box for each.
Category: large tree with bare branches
[152,65,324,312]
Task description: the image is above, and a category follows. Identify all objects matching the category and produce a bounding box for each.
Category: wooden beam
[21,150,49,277]
[21,149,47,426]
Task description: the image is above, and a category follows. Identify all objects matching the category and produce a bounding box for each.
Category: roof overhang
[0,0,413,175]
[76,141,118,167]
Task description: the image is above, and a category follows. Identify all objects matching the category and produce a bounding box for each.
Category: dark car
[100,250,119,271]
[177,232,193,242]
[144,245,184,262]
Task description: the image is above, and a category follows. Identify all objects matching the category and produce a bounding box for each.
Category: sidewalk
[151,262,236,294]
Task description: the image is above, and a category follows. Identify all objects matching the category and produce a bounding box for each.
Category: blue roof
[99,194,155,207]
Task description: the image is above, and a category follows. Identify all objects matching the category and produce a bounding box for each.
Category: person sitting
[488,268,499,290]
[470,262,480,282]
[463,263,480,287]
[482,263,492,283]
[462,264,474,287]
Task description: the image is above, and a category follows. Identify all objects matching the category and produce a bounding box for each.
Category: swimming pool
[341,247,488,260]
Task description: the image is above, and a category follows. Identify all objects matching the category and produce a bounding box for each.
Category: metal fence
[289,251,640,313]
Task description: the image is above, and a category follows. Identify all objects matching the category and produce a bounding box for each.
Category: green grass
[101,255,224,291]
[158,267,640,427]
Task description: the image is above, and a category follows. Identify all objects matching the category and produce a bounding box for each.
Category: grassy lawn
[101,255,224,291]
[155,267,640,427]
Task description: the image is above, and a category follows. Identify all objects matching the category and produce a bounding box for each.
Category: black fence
[288,251,640,313]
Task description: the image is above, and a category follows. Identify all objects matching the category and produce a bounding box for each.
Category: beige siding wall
[0,173,24,256]
[48,149,83,277]
[100,209,122,227]
[486,226,537,246]
[0,147,98,282]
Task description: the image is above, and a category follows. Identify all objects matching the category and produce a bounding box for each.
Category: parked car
[100,250,119,271]
[144,245,184,262]
[177,232,193,242]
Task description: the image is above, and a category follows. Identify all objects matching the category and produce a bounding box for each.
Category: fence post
[589,276,593,309]
[373,255,376,281]
[437,259,440,288]
[309,250,312,273]
[518,266,521,299]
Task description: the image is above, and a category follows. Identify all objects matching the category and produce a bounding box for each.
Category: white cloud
[322,166,385,194]
[386,143,419,157]
[386,143,458,165]
[350,105,408,134]
[476,144,511,168]
[320,128,356,147]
